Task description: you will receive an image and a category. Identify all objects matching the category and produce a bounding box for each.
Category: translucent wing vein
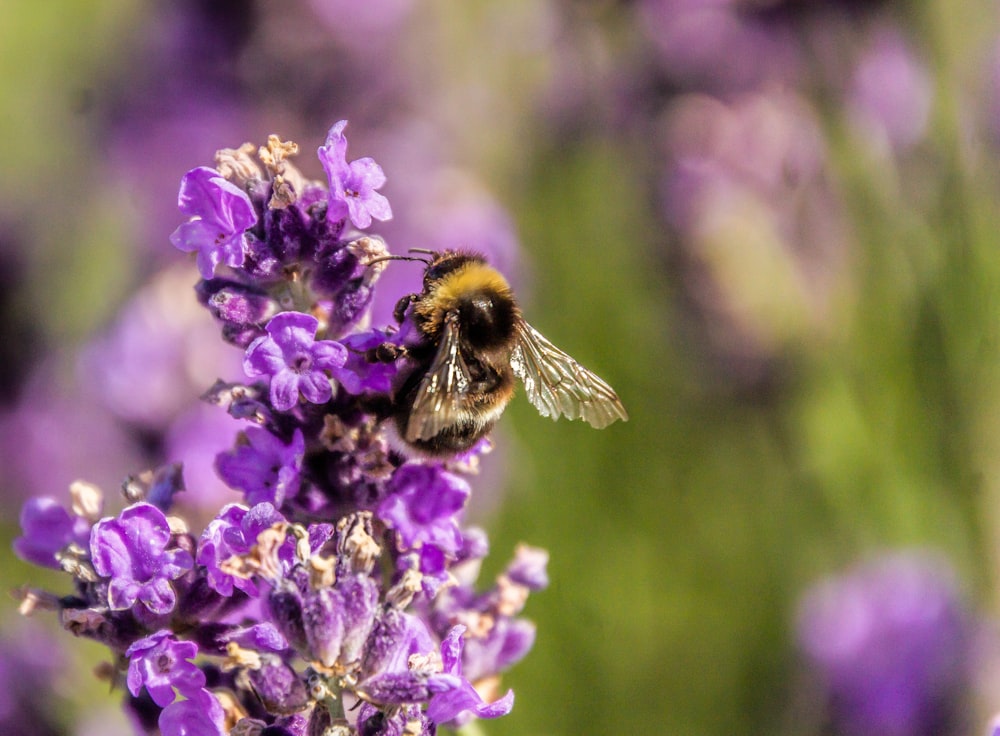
[510,320,628,428]
[405,314,473,442]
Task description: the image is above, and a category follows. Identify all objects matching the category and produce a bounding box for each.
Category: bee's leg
[393,293,418,324]
[365,342,408,364]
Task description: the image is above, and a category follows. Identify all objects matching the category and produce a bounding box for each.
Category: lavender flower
[126,630,206,707]
[13,496,91,569]
[215,427,305,507]
[319,120,393,229]
[81,265,243,431]
[197,502,285,597]
[244,311,348,411]
[796,551,974,736]
[379,462,470,554]
[338,328,399,394]
[13,121,541,736]
[90,502,195,616]
[158,688,226,736]
[0,624,70,736]
[848,27,933,152]
[170,166,258,279]
[427,625,514,726]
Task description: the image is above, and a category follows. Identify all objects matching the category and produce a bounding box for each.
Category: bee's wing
[405,312,473,442]
[510,320,628,428]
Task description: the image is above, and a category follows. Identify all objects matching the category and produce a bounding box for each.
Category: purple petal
[440,625,466,675]
[194,245,223,281]
[177,167,255,230]
[321,120,350,166]
[90,519,134,578]
[266,312,319,349]
[219,623,289,652]
[505,545,549,591]
[270,371,302,411]
[337,329,399,394]
[296,370,332,405]
[346,197,374,229]
[244,337,289,377]
[140,577,178,616]
[474,688,515,718]
[311,340,348,369]
[426,681,514,724]
[379,463,469,554]
[169,220,219,254]
[363,190,393,222]
[14,497,88,569]
[160,547,196,579]
[176,167,226,218]
[107,577,139,610]
[158,689,226,736]
[349,157,387,190]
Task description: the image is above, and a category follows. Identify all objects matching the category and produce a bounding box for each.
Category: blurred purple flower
[319,120,392,230]
[244,311,348,411]
[308,0,416,44]
[849,27,932,152]
[14,496,91,569]
[163,403,242,509]
[505,544,550,591]
[215,427,305,507]
[658,90,850,389]
[379,462,470,555]
[427,625,514,726]
[636,0,802,92]
[796,551,973,736]
[170,166,258,279]
[126,630,206,707]
[81,266,242,431]
[158,688,226,736]
[90,503,194,615]
[0,361,143,501]
[461,615,537,683]
[0,623,67,736]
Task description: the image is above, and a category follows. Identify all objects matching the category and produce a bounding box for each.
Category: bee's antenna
[408,248,437,257]
[366,254,430,267]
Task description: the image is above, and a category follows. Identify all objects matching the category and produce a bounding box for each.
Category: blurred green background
[3,1,1000,735]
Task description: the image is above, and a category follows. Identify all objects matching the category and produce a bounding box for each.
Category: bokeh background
[3,1,1000,734]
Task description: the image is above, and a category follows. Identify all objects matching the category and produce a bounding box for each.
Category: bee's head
[423,250,487,288]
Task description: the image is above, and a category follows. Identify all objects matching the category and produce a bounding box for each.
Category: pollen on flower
[259,135,306,209]
[258,135,299,172]
[495,575,530,617]
[214,142,262,185]
[69,480,104,521]
[223,642,264,671]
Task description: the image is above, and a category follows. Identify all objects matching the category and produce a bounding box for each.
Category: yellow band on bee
[434,262,512,308]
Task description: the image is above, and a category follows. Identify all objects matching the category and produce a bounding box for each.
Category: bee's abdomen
[404,417,497,455]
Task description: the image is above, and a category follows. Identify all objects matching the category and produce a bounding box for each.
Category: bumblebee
[373,250,627,456]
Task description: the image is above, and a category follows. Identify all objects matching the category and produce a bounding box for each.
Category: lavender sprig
[14,120,544,736]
